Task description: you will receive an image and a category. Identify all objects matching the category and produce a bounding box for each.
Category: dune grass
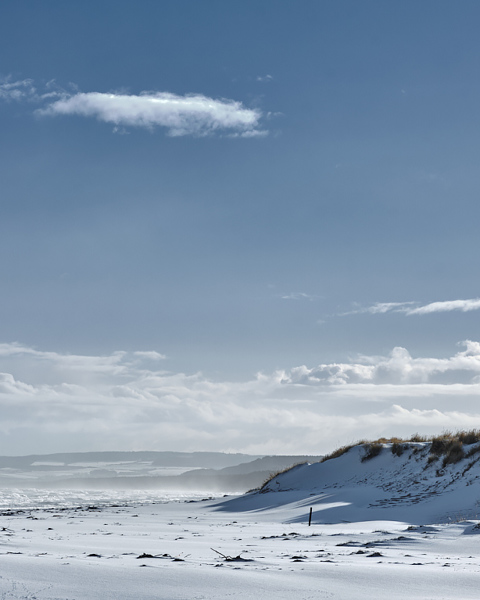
[319,430,480,465]
[252,462,307,493]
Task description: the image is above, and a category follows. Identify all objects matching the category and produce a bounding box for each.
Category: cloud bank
[1,342,480,456]
[0,78,266,137]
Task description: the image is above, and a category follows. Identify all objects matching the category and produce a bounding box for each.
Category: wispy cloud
[133,351,167,361]
[256,74,273,82]
[0,78,36,101]
[0,77,64,103]
[406,299,480,315]
[2,342,480,455]
[341,301,415,316]
[0,77,267,137]
[281,292,316,301]
[343,298,480,317]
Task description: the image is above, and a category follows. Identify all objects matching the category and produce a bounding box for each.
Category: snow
[0,442,479,599]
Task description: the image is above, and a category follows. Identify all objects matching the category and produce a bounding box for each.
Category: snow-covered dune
[217,441,480,524]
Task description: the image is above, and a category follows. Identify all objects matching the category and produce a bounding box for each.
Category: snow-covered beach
[1,496,479,600]
[1,441,480,599]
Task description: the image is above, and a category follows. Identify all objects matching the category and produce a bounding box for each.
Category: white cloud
[256,74,273,82]
[228,128,268,138]
[1,342,480,455]
[38,91,265,137]
[133,351,167,361]
[0,77,268,137]
[406,299,480,315]
[0,78,65,103]
[368,302,414,314]
[0,78,37,101]
[0,342,127,376]
[343,298,480,317]
[341,301,415,316]
[281,292,315,301]
[283,340,480,386]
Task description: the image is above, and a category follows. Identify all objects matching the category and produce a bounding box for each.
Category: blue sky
[2,1,480,454]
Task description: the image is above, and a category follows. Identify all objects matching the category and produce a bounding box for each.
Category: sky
[1,0,480,455]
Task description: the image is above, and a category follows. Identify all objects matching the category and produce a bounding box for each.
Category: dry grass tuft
[428,432,470,467]
[442,441,465,467]
[409,433,429,443]
[361,442,383,462]
[320,445,355,463]
[391,442,406,457]
[430,435,453,456]
[322,430,480,466]
[256,462,307,492]
[458,430,480,445]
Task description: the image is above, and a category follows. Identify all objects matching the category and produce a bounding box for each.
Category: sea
[0,488,218,511]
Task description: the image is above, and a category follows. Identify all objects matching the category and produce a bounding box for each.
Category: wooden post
[308,507,312,526]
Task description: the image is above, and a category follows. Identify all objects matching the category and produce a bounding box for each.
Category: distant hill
[0,451,261,470]
[0,451,323,493]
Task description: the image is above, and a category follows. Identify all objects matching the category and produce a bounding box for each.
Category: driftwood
[211,548,252,562]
